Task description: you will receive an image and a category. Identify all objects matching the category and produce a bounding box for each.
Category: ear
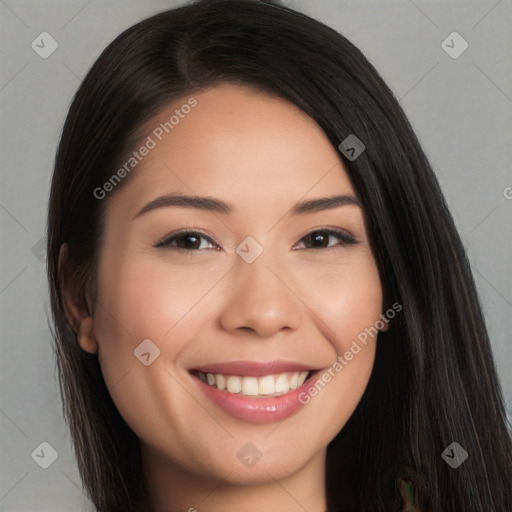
[58,243,98,354]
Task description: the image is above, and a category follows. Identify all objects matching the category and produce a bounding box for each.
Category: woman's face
[86,83,385,485]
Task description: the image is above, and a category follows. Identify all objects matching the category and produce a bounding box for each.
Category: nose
[218,249,302,338]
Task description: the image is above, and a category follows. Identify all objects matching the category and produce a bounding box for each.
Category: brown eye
[297,229,357,250]
[154,231,218,251]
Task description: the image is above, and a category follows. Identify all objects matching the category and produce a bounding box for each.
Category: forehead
[107,83,355,215]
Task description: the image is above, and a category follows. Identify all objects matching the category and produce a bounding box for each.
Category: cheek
[94,252,219,404]
[296,343,377,454]
[290,252,383,436]
[93,248,222,354]
[90,250,224,432]
[298,250,384,346]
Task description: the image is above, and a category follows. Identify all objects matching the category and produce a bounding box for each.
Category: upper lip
[191,360,318,377]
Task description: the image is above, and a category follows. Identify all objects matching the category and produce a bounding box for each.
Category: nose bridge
[237,245,283,298]
[218,239,302,337]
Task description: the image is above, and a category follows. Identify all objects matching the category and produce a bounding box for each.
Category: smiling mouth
[192,370,312,397]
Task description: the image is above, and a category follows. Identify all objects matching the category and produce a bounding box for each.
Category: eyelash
[153,228,358,252]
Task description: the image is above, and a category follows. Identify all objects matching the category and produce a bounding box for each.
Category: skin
[62,83,388,512]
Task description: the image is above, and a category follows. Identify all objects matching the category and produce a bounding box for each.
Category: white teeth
[297,371,309,386]
[197,370,312,397]
[226,375,242,393]
[274,374,290,394]
[241,376,259,396]
[258,375,275,395]
[215,373,226,391]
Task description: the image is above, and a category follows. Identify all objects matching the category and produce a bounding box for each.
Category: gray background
[1,0,511,510]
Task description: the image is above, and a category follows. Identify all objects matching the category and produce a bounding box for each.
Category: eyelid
[293,227,358,250]
[153,229,219,249]
[153,227,359,251]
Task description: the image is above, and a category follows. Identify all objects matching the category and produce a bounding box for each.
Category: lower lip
[191,370,321,424]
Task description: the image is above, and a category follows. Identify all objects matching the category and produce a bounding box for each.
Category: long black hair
[47,0,512,510]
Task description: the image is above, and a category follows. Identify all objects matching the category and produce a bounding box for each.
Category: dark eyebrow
[133,194,231,218]
[290,194,362,215]
[133,193,362,219]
